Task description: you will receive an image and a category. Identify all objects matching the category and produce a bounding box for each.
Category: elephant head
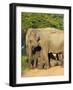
[26,30,40,53]
[26,29,40,68]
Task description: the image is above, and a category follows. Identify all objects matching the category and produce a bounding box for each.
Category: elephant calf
[49,52,64,67]
[31,45,49,69]
[31,45,41,68]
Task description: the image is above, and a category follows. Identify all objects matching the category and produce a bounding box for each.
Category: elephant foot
[50,60,58,67]
[44,65,49,69]
[33,65,36,69]
[57,60,64,67]
[60,60,64,67]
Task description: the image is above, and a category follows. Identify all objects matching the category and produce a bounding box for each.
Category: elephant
[37,49,51,69]
[26,28,64,69]
[56,52,64,66]
[49,52,64,61]
[31,45,41,68]
[49,52,64,67]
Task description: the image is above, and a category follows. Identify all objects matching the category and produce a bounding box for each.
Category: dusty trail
[22,66,64,77]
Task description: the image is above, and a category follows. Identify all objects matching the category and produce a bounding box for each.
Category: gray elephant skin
[26,28,64,69]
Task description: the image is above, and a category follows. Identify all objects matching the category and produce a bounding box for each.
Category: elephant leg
[48,53,51,67]
[60,54,64,67]
[62,54,64,66]
[37,56,43,69]
[38,63,43,69]
[33,52,39,68]
[57,53,64,66]
[58,54,62,60]
[44,54,49,69]
[56,53,59,60]
[61,59,64,67]
[33,56,36,68]
[37,62,43,69]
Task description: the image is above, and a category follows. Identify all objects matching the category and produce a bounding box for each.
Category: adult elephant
[26,28,64,69]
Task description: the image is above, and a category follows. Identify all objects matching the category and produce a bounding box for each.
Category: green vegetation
[21,12,64,72]
[21,12,64,30]
[21,56,29,71]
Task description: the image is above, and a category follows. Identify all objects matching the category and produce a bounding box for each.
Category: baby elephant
[31,45,49,69]
[49,52,64,67]
[31,45,41,68]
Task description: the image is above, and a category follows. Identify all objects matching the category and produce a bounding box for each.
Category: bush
[21,13,64,30]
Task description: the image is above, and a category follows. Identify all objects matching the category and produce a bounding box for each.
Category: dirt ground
[22,66,64,77]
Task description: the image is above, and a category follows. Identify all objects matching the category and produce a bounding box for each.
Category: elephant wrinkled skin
[26,28,64,69]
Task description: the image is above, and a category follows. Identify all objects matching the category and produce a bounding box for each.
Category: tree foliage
[21,12,64,31]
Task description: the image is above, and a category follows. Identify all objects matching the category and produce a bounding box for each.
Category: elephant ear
[31,30,40,42]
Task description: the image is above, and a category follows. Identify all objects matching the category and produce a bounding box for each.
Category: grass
[21,55,29,72]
